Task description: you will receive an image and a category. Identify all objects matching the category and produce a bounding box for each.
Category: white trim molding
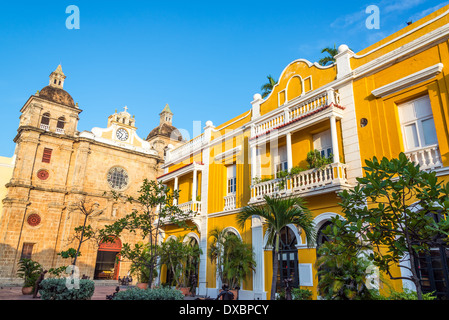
[371,63,444,98]
[214,146,242,162]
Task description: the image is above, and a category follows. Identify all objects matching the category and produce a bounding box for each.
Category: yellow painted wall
[260,60,337,116]
[159,5,449,300]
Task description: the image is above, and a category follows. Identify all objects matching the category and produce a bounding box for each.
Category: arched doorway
[94,237,122,280]
[278,226,299,288]
[316,221,333,283]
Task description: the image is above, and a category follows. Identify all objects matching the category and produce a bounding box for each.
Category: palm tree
[318,45,338,66]
[208,227,256,290]
[237,194,316,300]
[261,75,278,98]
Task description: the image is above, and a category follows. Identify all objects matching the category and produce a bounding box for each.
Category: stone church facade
[0,65,183,283]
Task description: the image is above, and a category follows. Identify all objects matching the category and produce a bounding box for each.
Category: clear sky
[0,0,447,156]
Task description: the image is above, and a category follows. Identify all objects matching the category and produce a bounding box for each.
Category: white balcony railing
[177,201,202,215]
[224,194,236,211]
[252,88,342,139]
[55,128,65,134]
[250,162,349,202]
[405,145,442,171]
[167,134,205,162]
[40,124,50,131]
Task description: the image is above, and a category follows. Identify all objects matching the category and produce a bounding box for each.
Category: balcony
[40,124,50,131]
[250,162,350,203]
[166,134,205,163]
[405,145,443,171]
[177,201,202,215]
[224,194,236,211]
[250,88,344,141]
[55,128,65,134]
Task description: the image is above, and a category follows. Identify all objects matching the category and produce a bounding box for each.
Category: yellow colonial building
[157,5,449,299]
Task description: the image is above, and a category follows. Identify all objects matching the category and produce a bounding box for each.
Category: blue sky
[0,0,447,156]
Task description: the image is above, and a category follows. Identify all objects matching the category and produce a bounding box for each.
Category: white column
[252,215,266,300]
[250,145,257,181]
[192,169,197,202]
[286,132,293,171]
[330,115,340,163]
[174,176,179,205]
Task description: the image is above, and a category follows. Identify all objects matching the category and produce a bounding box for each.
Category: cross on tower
[124,106,128,112]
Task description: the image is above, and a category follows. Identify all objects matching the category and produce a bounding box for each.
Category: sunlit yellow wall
[260,60,337,116]
[160,4,449,299]
[353,40,449,167]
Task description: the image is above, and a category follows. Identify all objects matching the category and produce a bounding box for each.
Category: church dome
[38,85,76,108]
[146,122,183,141]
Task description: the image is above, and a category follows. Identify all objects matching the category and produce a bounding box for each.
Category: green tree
[315,236,376,300]
[237,195,316,300]
[318,45,338,66]
[335,153,449,300]
[261,75,278,98]
[100,179,196,287]
[159,236,202,288]
[65,200,103,267]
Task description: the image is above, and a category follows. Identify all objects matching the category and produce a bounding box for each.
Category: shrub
[276,288,313,300]
[291,288,313,300]
[113,287,184,300]
[39,278,95,300]
[371,288,436,300]
[16,259,43,289]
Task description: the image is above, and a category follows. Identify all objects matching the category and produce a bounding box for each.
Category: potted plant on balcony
[306,149,333,170]
[17,258,43,295]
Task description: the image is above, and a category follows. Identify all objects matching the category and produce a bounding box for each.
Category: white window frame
[313,129,333,159]
[398,95,438,151]
[226,164,236,195]
[274,145,288,178]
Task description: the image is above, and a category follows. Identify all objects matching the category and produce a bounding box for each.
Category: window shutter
[298,263,314,287]
[42,148,52,163]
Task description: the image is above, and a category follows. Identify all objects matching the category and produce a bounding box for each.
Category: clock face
[116,128,129,141]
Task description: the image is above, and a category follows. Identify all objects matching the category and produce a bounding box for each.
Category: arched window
[56,116,65,133]
[57,117,65,129]
[316,221,333,251]
[40,113,50,131]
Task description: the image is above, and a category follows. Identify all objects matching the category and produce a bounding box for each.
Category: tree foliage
[332,153,449,299]
[100,179,196,286]
[237,195,316,300]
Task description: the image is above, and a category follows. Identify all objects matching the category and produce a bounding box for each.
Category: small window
[56,117,65,129]
[20,243,34,260]
[42,148,52,163]
[274,145,288,178]
[227,165,236,194]
[41,113,50,126]
[313,130,333,159]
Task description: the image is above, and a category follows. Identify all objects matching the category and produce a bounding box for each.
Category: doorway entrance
[277,226,299,288]
[94,237,122,280]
